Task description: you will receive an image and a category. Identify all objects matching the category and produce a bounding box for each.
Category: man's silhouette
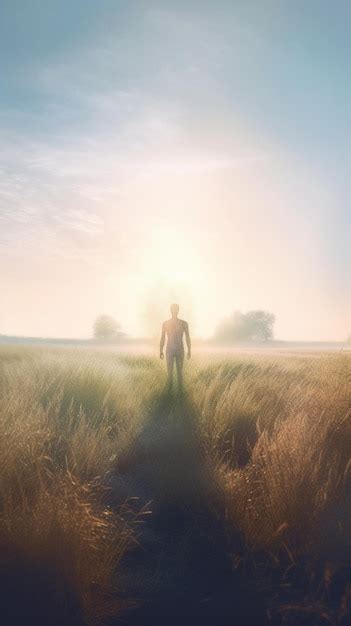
[160,303,191,392]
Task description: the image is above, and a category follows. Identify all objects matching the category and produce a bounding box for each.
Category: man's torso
[164,318,187,353]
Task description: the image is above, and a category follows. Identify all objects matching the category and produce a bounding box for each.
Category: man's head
[170,303,179,318]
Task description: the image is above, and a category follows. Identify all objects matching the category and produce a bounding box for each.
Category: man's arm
[160,322,166,359]
[185,322,191,359]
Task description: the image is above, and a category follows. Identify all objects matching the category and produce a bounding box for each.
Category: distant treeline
[214,310,275,343]
[1,309,349,347]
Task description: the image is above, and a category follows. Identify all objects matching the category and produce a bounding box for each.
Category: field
[0,346,350,625]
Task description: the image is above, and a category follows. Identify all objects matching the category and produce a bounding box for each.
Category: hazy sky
[0,1,350,340]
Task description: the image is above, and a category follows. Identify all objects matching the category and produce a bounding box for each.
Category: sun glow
[133,226,207,336]
[147,227,202,283]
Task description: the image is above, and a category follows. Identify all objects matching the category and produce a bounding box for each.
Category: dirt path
[108,393,266,624]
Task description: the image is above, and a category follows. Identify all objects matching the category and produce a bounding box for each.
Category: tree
[214,311,247,342]
[215,310,275,343]
[93,315,120,340]
[244,310,276,341]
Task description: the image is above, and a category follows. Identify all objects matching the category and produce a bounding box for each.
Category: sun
[146,227,201,284]
[104,226,221,338]
[132,226,206,334]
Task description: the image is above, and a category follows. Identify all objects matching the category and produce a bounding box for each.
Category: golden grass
[188,352,351,621]
[0,346,164,624]
[0,345,350,623]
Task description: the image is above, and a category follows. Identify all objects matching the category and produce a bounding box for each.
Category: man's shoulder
[179,319,188,327]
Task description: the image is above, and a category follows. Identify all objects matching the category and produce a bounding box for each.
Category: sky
[0,0,350,341]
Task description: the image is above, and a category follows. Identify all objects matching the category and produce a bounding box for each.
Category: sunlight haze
[1,1,350,341]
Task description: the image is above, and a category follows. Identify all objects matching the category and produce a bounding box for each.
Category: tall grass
[188,353,351,622]
[0,346,164,624]
[1,346,350,624]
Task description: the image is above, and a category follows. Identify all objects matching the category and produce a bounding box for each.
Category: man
[160,303,191,392]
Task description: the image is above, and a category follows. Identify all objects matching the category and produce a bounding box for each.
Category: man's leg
[166,351,174,390]
[175,351,184,393]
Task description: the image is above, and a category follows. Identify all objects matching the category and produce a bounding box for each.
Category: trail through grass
[111,391,265,623]
[0,346,350,625]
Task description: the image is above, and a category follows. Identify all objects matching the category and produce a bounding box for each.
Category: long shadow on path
[109,391,267,625]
